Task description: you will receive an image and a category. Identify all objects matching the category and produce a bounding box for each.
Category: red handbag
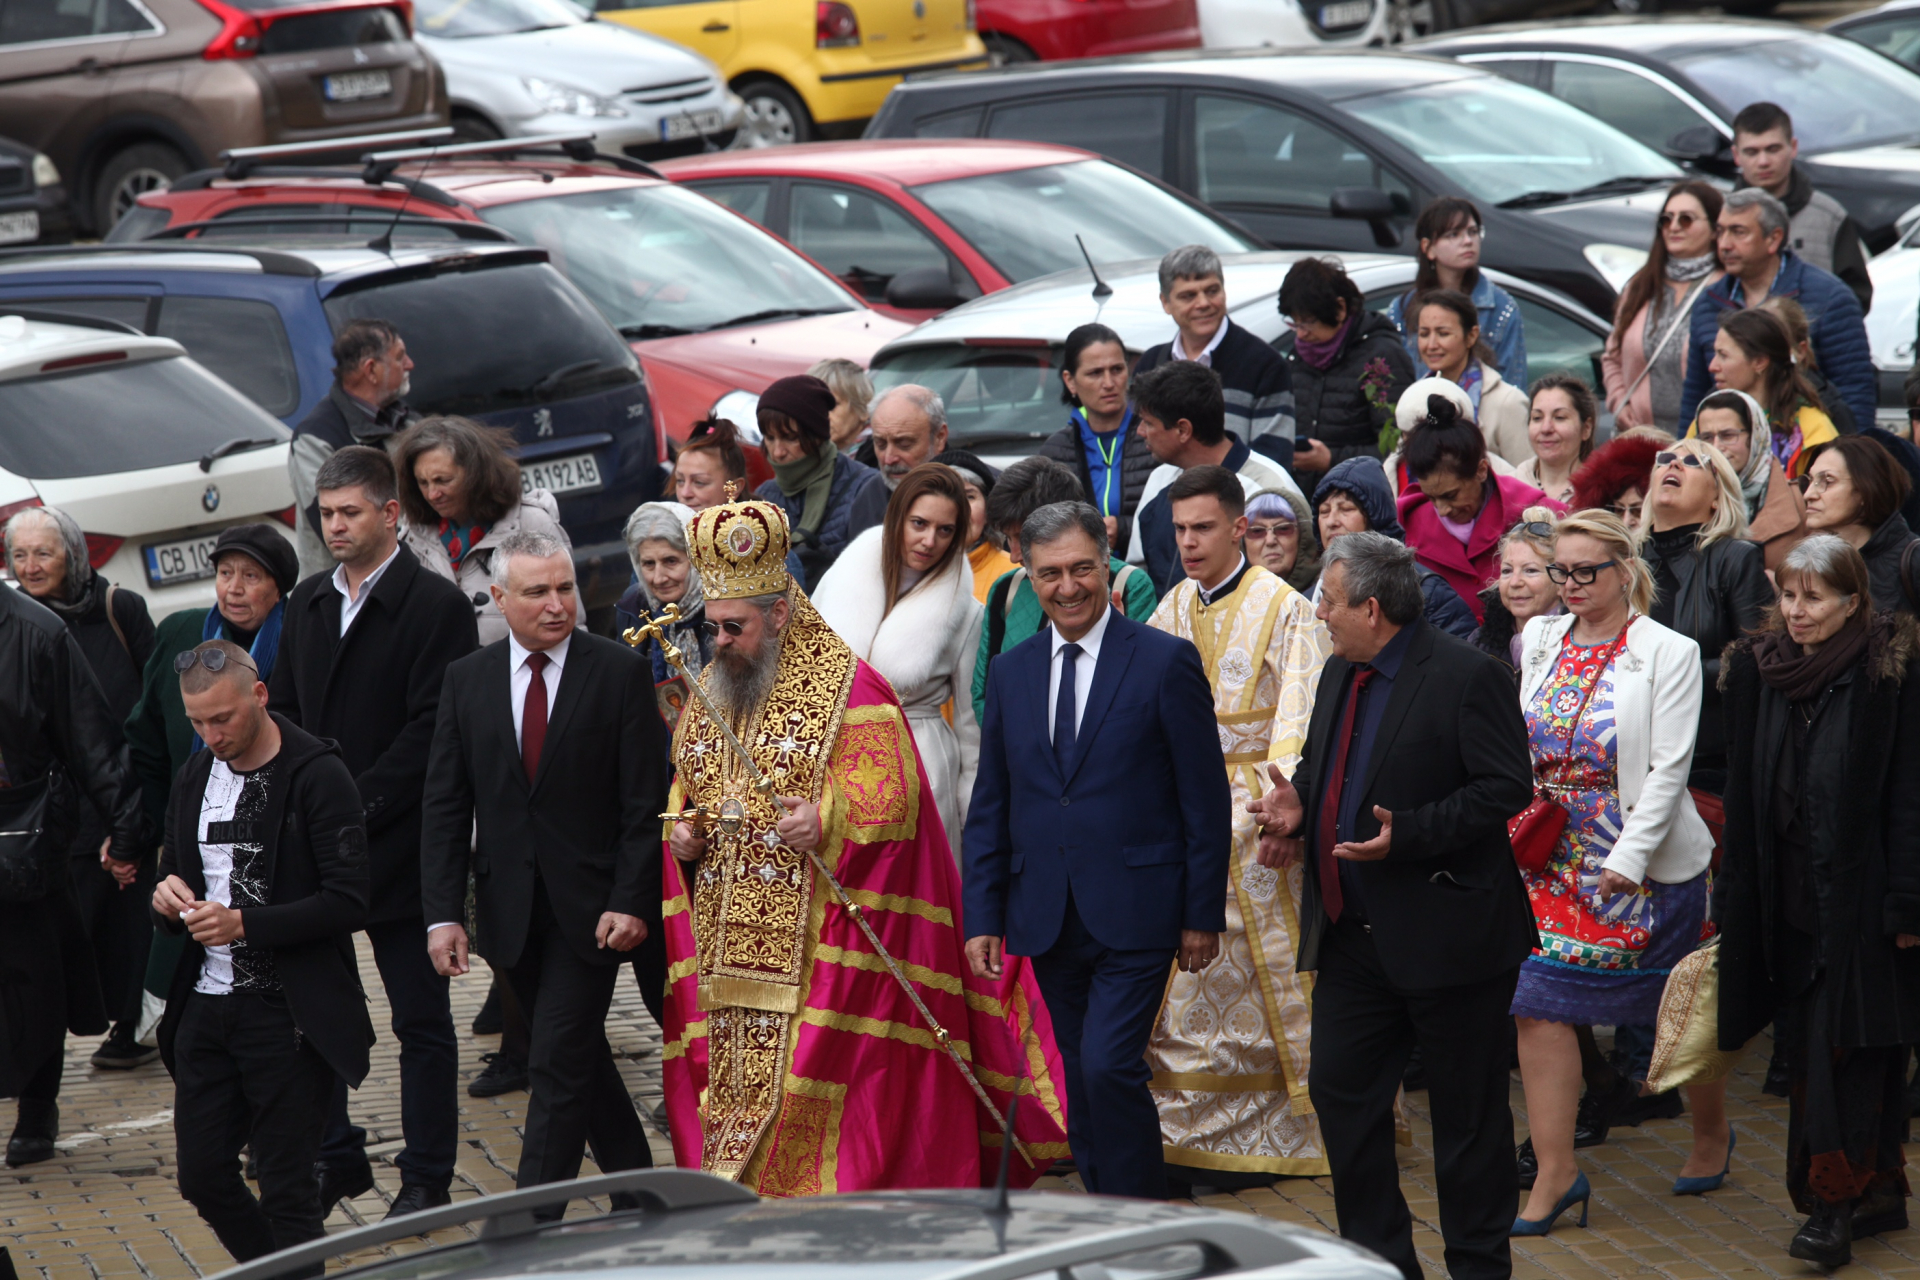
[1508,621,1634,877]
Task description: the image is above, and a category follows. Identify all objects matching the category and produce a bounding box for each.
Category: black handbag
[0,772,69,903]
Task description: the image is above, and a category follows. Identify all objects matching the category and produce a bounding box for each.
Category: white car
[1868,231,1919,428]
[0,312,295,621]
[414,0,746,158]
[1200,0,1397,50]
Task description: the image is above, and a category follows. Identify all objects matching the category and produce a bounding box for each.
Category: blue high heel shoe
[1511,1171,1591,1237]
[1672,1130,1735,1195]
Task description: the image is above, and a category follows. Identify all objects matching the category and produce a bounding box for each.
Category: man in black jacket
[287,320,416,575]
[268,445,478,1219]
[154,640,371,1274]
[421,530,666,1197]
[1250,533,1535,1280]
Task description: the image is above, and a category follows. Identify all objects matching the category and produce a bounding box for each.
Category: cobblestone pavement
[3,928,1914,1278]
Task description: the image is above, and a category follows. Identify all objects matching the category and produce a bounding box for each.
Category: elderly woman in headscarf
[1688,388,1809,571]
[617,500,711,687]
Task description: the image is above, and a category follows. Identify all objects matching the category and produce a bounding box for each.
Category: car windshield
[1671,36,1920,151]
[481,184,859,338]
[1340,76,1681,208]
[0,356,287,480]
[872,341,1079,447]
[908,160,1258,283]
[412,0,580,38]
[323,260,640,417]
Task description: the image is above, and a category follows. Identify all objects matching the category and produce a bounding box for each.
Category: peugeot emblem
[202,485,220,513]
[913,0,925,15]
[534,407,553,438]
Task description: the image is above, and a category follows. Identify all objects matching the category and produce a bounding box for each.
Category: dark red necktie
[522,651,550,784]
[1316,667,1374,924]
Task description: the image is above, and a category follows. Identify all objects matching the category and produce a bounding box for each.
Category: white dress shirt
[1047,602,1112,745]
[1174,316,1231,367]
[509,631,570,749]
[331,542,402,636]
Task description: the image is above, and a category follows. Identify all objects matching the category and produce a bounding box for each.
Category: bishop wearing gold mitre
[654,486,1067,1194]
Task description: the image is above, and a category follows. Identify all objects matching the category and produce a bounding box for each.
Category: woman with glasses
[1699,308,1836,481]
[1518,375,1599,509]
[1716,534,1920,1267]
[1387,196,1527,390]
[1691,390,1808,572]
[1603,183,1725,434]
[1275,256,1415,488]
[1799,436,1920,616]
[1471,508,1562,682]
[1510,510,1715,1237]
[815,463,981,856]
[1244,488,1315,589]
[1406,289,1532,468]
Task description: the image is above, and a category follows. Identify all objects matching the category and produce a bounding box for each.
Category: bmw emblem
[202,485,220,513]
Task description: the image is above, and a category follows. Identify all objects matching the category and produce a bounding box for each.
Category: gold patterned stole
[1189,568,1288,764]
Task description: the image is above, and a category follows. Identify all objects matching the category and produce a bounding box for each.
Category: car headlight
[522,77,628,119]
[1583,243,1648,296]
[711,389,763,443]
[30,154,58,188]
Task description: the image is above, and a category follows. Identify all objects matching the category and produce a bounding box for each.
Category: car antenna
[1076,234,1112,299]
[369,139,441,255]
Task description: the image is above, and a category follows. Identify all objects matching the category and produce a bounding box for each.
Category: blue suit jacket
[962,609,1232,955]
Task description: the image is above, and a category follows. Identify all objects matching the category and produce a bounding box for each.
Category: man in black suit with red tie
[1251,532,1535,1280]
[421,529,667,1198]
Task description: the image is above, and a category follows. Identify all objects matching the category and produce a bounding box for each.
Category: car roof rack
[209,1169,757,1280]
[167,164,463,208]
[361,131,664,183]
[0,243,322,277]
[145,215,515,244]
[0,307,144,336]
[219,128,456,179]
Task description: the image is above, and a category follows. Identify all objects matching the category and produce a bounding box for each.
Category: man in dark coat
[288,319,416,575]
[155,640,371,1275]
[268,445,478,1219]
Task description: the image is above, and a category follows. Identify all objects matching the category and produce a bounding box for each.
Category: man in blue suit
[963,500,1232,1200]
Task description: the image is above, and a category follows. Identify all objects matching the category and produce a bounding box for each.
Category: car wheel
[730,79,811,148]
[93,142,188,236]
[451,113,503,143]
[982,32,1037,65]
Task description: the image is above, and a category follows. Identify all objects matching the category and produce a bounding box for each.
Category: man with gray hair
[860,382,950,489]
[1134,244,1296,468]
[422,529,666,1208]
[1678,185,1875,429]
[1246,529,1534,1280]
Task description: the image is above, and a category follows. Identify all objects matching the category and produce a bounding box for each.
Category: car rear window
[154,296,301,418]
[0,356,287,480]
[324,260,640,417]
[872,341,1084,448]
[259,5,406,51]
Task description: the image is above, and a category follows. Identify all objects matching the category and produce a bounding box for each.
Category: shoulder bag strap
[1558,619,1633,756]
[103,584,130,657]
[1619,276,1712,409]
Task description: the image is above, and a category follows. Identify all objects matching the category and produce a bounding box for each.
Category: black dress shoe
[1790,1199,1854,1268]
[317,1157,375,1216]
[1763,1048,1792,1099]
[1612,1087,1684,1127]
[89,1025,160,1070]
[5,1100,56,1168]
[1855,1182,1908,1238]
[470,982,504,1037]
[385,1184,451,1220]
[1516,1138,1537,1190]
[468,1052,528,1098]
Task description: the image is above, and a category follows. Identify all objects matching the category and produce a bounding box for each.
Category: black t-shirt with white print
[194,755,282,995]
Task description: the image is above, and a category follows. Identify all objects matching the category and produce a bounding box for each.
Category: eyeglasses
[1508,520,1555,539]
[1609,502,1641,522]
[1437,224,1484,243]
[1245,521,1297,539]
[1545,560,1619,585]
[1791,473,1842,496]
[173,648,258,677]
[1654,450,1706,469]
[1659,210,1703,230]
[700,618,749,638]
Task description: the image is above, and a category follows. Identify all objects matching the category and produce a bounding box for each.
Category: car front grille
[623,77,714,105]
[0,164,28,197]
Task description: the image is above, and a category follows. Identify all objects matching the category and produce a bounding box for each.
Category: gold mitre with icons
[687,482,793,600]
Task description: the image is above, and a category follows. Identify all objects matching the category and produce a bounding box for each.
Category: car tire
[730,79,812,149]
[982,32,1037,65]
[93,141,188,236]
[451,112,503,143]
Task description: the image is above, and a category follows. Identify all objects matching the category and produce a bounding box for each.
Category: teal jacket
[971,558,1158,724]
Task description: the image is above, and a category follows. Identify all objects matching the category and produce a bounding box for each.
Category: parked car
[0,311,295,619]
[0,136,70,247]
[200,1167,1402,1280]
[1201,0,1396,49]
[865,50,1681,316]
[977,0,1200,64]
[0,0,447,236]
[591,0,989,147]
[1866,229,1919,422]
[1829,0,1920,73]
[870,248,1615,459]
[0,242,656,612]
[106,135,913,446]
[412,0,746,154]
[1409,19,1920,253]
[658,139,1260,320]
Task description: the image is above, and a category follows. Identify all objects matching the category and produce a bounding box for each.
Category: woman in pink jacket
[1603,181,1724,433]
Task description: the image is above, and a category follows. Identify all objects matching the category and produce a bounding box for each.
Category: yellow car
[596,0,988,145]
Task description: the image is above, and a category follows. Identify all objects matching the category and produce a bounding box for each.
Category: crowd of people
[6,93,1920,1280]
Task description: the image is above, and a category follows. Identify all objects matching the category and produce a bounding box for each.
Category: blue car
[0,241,659,612]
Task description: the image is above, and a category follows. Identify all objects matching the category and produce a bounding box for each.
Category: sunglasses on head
[1655,450,1706,469]
[700,619,749,638]
[174,648,257,678]
[1509,520,1555,539]
[1659,211,1703,229]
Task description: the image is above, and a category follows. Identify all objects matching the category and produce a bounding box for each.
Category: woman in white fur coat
[814,463,983,854]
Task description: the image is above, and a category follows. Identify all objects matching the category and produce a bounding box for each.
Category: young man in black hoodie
[154,639,371,1275]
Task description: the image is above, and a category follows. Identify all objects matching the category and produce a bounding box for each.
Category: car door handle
[701,20,730,30]
[66,56,102,74]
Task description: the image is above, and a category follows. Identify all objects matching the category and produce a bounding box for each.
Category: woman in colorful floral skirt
[1510,510,1716,1236]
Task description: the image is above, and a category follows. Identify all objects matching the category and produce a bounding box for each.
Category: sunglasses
[173,648,258,677]
[1655,450,1706,469]
[700,619,749,638]
[1509,520,1555,539]
[1546,560,1619,586]
[1659,210,1704,229]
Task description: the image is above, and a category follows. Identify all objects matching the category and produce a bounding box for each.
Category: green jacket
[971,558,1158,724]
[123,609,241,837]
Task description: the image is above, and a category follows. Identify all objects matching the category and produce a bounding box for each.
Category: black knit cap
[211,523,300,598]
[932,448,997,498]
[756,375,837,446]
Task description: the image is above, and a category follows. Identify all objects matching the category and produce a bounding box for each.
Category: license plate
[324,70,393,102]
[522,451,602,497]
[0,211,38,246]
[661,109,726,142]
[1320,0,1371,26]
[144,533,219,589]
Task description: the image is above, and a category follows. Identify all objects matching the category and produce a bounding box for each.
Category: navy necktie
[1054,642,1083,772]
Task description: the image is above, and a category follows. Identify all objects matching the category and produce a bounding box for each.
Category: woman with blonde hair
[1510,509,1716,1236]
[1472,506,1561,680]
[810,356,875,454]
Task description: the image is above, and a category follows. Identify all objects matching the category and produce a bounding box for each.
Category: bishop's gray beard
[707,637,780,722]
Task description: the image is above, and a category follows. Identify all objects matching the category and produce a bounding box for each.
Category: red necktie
[522,651,550,784]
[1316,667,1374,924]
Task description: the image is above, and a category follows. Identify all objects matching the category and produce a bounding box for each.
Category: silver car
[414,0,745,159]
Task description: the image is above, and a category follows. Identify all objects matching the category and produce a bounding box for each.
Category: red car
[975,0,1201,63]
[108,138,910,445]
[657,139,1260,321]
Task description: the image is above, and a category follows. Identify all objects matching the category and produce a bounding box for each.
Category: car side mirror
[1668,125,1733,171]
[1330,187,1399,249]
[884,267,968,311]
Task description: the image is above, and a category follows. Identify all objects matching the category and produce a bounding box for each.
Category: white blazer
[1519,612,1714,886]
